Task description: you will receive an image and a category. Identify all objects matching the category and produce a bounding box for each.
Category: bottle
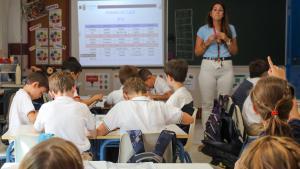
[15,64,21,85]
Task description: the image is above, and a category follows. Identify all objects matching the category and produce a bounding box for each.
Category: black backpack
[127,130,176,163]
[201,95,243,169]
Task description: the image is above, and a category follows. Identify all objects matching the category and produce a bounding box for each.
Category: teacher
[195,1,238,129]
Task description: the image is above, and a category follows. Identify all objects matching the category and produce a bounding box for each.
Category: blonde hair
[238,136,300,169]
[123,77,147,95]
[19,137,83,169]
[48,72,75,94]
[250,76,293,137]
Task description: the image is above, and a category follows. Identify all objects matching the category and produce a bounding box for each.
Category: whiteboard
[72,0,166,67]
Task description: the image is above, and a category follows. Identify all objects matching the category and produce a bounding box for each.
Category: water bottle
[15,64,21,85]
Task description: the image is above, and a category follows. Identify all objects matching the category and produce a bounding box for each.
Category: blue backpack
[202,95,243,168]
[127,130,176,163]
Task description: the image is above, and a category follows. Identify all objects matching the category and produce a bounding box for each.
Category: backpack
[201,95,243,169]
[127,130,176,163]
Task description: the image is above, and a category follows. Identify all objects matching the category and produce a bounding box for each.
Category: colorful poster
[49,9,62,28]
[35,28,48,47]
[49,48,62,65]
[36,48,48,65]
[49,28,62,47]
[85,73,100,90]
[23,0,47,21]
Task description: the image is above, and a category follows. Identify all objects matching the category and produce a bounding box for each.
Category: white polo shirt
[166,86,193,109]
[151,76,171,95]
[8,89,35,135]
[103,96,183,132]
[242,95,262,127]
[105,86,124,105]
[34,96,95,153]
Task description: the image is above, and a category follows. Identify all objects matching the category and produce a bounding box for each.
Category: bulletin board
[26,0,70,67]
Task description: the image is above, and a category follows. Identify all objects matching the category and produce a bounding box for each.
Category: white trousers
[198,59,234,129]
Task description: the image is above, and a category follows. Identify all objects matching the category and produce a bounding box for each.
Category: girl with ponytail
[250,75,300,143]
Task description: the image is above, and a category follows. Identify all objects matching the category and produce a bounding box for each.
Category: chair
[184,107,198,150]
[118,132,175,163]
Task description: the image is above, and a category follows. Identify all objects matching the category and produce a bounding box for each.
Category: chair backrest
[184,107,198,150]
[118,132,174,163]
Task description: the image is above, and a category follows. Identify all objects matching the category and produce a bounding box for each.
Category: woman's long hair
[207,1,232,39]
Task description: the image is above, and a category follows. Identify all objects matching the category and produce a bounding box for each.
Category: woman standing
[195,2,238,129]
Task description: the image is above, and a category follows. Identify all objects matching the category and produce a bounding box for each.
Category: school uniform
[242,95,262,134]
[232,77,260,110]
[151,76,171,94]
[102,96,182,132]
[166,86,194,137]
[34,96,95,153]
[105,86,124,105]
[8,89,35,135]
[166,86,193,109]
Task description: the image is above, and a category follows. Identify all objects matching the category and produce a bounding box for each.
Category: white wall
[0,0,26,54]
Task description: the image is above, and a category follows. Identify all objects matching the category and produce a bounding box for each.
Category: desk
[1,161,213,169]
[1,124,188,140]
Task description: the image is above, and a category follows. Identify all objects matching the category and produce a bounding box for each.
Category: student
[239,60,269,135]
[235,136,300,169]
[138,68,172,101]
[34,72,96,154]
[19,137,84,169]
[232,59,269,110]
[164,59,194,133]
[62,57,103,106]
[105,65,138,107]
[249,76,300,143]
[97,77,194,136]
[8,71,48,135]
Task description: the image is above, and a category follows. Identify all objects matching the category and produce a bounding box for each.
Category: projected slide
[78,0,164,67]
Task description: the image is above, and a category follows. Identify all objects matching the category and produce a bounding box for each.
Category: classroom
[0,0,299,169]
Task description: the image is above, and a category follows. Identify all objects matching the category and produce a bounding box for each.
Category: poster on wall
[49,48,62,65]
[49,9,62,28]
[36,48,48,65]
[49,28,62,47]
[35,28,48,47]
[85,73,100,90]
[23,0,47,21]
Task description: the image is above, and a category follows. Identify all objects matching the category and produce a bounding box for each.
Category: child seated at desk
[34,72,96,156]
[19,137,84,169]
[164,59,194,134]
[8,71,48,135]
[105,65,138,107]
[62,57,103,106]
[138,68,172,101]
[97,77,194,136]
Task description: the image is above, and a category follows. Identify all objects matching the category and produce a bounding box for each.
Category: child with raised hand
[245,56,300,144]
[8,71,48,135]
[19,137,84,169]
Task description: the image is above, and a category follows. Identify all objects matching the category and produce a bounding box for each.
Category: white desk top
[1,161,213,169]
[1,123,188,140]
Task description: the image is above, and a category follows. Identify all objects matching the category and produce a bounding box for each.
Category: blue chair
[99,139,120,161]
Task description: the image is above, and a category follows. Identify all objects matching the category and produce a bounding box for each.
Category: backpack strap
[127,130,145,154]
[153,130,176,157]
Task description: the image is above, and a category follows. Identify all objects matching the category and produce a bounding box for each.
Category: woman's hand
[206,34,217,45]
[216,32,229,42]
